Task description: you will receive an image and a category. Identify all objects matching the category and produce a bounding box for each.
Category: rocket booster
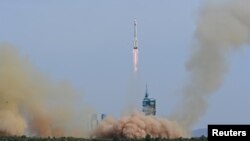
[133,19,139,72]
[133,19,138,49]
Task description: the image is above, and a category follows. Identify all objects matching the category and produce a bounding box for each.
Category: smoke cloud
[2,0,250,138]
[171,0,250,131]
[0,43,93,137]
[93,111,186,139]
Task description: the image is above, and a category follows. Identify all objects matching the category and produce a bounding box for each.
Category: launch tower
[142,85,156,115]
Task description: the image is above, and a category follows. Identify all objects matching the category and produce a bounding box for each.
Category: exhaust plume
[0,43,93,137]
[93,111,186,139]
[171,0,250,131]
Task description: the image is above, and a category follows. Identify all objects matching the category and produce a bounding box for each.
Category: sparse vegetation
[0,136,207,141]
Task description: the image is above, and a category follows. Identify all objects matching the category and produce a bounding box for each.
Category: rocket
[133,19,139,72]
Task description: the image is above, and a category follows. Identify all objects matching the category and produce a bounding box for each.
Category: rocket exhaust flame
[133,48,138,73]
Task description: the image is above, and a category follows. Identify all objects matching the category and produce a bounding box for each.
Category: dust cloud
[0,43,93,137]
[93,111,186,139]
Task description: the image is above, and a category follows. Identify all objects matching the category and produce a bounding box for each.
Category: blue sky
[0,0,250,130]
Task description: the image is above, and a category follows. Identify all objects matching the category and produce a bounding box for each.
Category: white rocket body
[133,19,139,73]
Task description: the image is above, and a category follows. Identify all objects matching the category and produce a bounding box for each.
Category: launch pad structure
[142,85,156,116]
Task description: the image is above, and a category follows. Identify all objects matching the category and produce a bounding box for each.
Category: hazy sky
[0,0,250,130]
